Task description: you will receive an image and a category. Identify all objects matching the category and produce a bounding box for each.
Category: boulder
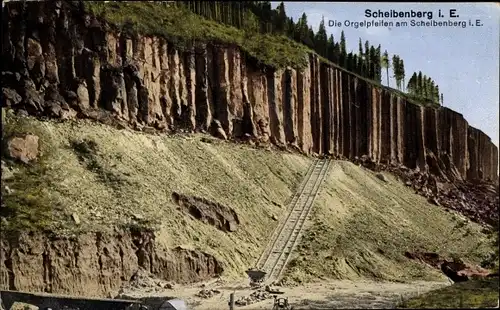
[6,134,39,163]
[2,88,22,107]
[375,173,388,182]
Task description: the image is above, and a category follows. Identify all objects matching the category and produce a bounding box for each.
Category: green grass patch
[398,278,499,308]
[1,109,68,234]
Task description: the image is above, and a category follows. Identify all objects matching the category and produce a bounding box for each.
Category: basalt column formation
[1,1,497,182]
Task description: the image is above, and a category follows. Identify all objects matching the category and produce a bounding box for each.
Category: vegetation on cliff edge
[83,1,440,108]
[84,1,310,69]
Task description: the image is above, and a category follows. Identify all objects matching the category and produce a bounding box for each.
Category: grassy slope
[398,278,499,308]
[284,161,493,284]
[1,111,311,278]
[83,1,438,108]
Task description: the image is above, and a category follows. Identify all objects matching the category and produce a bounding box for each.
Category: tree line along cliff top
[82,1,441,108]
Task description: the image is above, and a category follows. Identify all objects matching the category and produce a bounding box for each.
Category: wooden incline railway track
[255,158,332,284]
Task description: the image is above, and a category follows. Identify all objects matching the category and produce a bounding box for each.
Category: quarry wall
[0,1,499,297]
[2,1,497,182]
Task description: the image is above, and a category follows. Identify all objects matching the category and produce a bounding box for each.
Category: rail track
[255,158,332,283]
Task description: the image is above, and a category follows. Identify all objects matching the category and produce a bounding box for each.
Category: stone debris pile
[352,155,499,227]
[404,251,493,282]
[195,289,221,299]
[125,268,174,291]
[234,289,275,307]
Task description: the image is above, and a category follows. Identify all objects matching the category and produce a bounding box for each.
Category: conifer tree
[381,50,389,86]
[346,52,354,71]
[358,38,365,76]
[315,17,328,57]
[427,77,434,101]
[333,42,340,64]
[399,59,405,91]
[327,35,335,61]
[417,71,423,97]
[179,1,443,96]
[358,38,363,58]
[340,30,347,67]
[375,44,382,83]
[275,2,287,33]
[407,72,417,94]
[365,40,370,77]
[434,85,440,104]
[392,55,400,89]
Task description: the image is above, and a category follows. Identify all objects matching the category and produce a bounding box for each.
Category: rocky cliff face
[1,2,498,298]
[2,1,497,182]
[0,229,222,297]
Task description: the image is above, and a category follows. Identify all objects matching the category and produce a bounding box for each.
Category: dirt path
[121,277,449,309]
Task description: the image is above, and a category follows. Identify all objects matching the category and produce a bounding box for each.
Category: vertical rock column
[368,87,382,162]
[309,54,322,154]
[348,75,357,158]
[329,68,336,156]
[195,43,211,131]
[267,69,285,145]
[467,127,480,180]
[283,68,298,145]
[341,70,350,158]
[403,101,417,169]
[183,47,197,131]
[332,68,342,156]
[246,68,270,141]
[123,37,138,123]
[240,53,257,137]
[395,97,405,164]
[438,108,453,169]
[415,104,427,171]
[296,62,312,153]
[319,63,332,154]
[424,107,440,155]
[388,94,398,163]
[451,111,469,179]
[478,132,487,179]
[380,90,392,163]
[102,33,127,117]
[489,143,499,181]
[330,68,337,156]
[143,37,169,127]
[227,48,244,137]
[157,38,171,130]
[213,47,232,135]
[356,79,369,158]
[352,78,361,158]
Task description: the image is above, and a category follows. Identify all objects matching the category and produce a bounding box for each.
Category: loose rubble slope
[285,161,494,284]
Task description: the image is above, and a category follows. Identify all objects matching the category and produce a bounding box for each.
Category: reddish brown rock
[405,251,493,282]
[1,0,497,185]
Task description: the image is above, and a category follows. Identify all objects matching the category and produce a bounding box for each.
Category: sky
[272,2,499,148]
